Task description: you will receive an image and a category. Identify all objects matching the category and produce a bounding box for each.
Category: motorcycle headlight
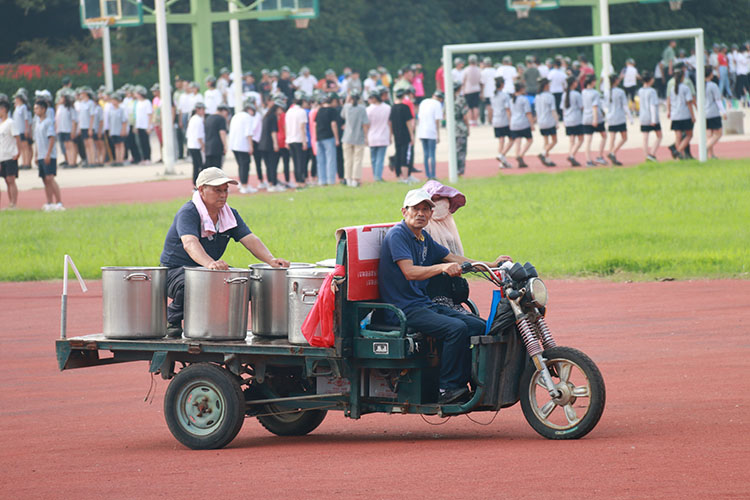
[527,278,548,307]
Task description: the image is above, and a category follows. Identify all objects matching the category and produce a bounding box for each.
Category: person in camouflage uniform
[453,82,470,175]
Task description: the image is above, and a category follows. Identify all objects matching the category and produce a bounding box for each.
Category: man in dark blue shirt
[160,167,289,337]
[378,188,508,404]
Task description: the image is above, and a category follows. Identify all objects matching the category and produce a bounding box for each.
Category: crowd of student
[1,39,748,210]
[452,40,749,168]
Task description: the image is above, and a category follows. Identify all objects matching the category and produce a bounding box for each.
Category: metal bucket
[102,266,167,339]
[287,268,331,344]
[184,267,251,340]
[249,263,314,337]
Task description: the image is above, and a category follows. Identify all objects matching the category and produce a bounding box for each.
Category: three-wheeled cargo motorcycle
[56,225,605,449]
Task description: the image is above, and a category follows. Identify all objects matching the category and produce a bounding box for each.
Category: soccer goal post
[443,28,706,182]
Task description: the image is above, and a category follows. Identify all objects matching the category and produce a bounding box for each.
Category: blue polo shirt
[160,201,252,268]
[378,221,450,316]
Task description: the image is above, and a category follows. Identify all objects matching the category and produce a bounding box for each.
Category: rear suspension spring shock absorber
[517,317,543,358]
[534,316,557,350]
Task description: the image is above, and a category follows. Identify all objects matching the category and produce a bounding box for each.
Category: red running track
[1,278,748,499]
[9,140,749,210]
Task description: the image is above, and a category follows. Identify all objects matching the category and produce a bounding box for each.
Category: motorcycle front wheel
[520,346,605,440]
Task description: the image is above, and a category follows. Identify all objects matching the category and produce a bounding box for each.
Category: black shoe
[517,157,528,168]
[438,386,470,405]
[568,156,581,167]
[669,144,679,159]
[166,322,183,339]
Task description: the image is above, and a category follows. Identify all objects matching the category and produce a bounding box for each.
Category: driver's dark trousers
[405,303,485,390]
[166,267,186,325]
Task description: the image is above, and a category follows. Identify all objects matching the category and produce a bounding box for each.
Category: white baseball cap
[196,167,238,187]
[403,188,436,209]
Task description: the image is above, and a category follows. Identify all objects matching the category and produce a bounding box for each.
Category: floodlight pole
[599,0,612,93]
[443,28,707,179]
[694,30,707,162]
[229,1,244,110]
[155,0,176,175]
[101,26,114,92]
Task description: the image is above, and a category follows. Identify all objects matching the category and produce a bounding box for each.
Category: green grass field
[2,159,749,282]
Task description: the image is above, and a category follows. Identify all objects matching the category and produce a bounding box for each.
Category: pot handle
[225,277,249,284]
[301,288,319,301]
[248,275,262,281]
[123,273,150,281]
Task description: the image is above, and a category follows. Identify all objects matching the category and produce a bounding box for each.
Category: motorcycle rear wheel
[520,346,605,440]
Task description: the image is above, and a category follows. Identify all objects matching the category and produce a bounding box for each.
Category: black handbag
[427,274,470,304]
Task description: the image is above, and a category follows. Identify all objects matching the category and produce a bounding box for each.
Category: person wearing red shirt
[718,46,733,99]
[435,62,445,93]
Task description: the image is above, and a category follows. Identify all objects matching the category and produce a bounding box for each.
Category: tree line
[3,0,749,96]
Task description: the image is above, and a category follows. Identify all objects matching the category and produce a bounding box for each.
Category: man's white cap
[196,167,239,187]
[403,188,436,209]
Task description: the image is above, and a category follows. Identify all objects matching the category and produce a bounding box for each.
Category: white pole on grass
[443,28,707,178]
[101,26,114,92]
[155,0,176,175]
[229,1,244,113]
[443,46,457,183]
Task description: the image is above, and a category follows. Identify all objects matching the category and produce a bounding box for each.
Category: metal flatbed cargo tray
[56,333,335,372]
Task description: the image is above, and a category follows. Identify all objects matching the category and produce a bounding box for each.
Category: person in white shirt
[33,99,64,211]
[497,56,518,94]
[204,76,222,114]
[508,81,534,168]
[581,75,607,167]
[538,59,551,79]
[100,88,113,163]
[619,58,640,111]
[451,58,465,93]
[363,69,380,99]
[365,92,391,181]
[0,95,21,209]
[134,86,153,164]
[728,44,738,95]
[704,67,726,159]
[250,102,265,189]
[217,67,230,105]
[340,90,370,187]
[638,72,661,162]
[462,55,482,126]
[605,76,630,166]
[416,90,444,180]
[535,78,558,167]
[480,57,496,125]
[108,93,129,166]
[489,77,512,168]
[667,69,696,160]
[735,44,750,106]
[228,98,257,194]
[55,91,78,169]
[177,82,194,154]
[92,99,106,166]
[77,88,96,167]
[186,102,206,185]
[547,60,567,120]
[293,67,317,95]
[561,76,584,167]
[285,91,309,188]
